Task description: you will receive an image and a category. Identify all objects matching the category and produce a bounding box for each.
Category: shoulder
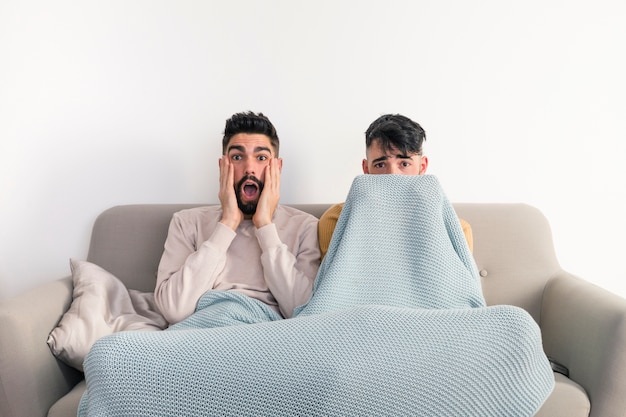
[458,217,474,253]
[458,217,472,231]
[320,203,344,223]
[172,205,221,223]
[274,205,318,224]
[317,203,344,260]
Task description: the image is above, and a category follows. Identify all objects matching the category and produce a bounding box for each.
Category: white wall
[1,0,625,301]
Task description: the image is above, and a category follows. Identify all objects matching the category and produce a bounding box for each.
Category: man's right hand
[218,157,243,231]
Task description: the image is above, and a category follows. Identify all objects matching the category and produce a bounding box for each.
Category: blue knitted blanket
[78,175,554,417]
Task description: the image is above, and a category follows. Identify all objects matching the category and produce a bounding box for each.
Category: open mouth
[239,177,262,202]
[235,176,264,215]
[236,175,263,206]
[242,182,259,199]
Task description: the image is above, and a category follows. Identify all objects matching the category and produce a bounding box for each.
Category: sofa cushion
[46,259,166,371]
[47,380,85,417]
[535,373,590,417]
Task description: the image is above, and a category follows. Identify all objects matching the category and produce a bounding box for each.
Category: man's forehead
[367,144,415,159]
[226,133,274,153]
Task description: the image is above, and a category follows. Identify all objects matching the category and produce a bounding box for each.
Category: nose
[243,158,256,175]
[388,164,401,174]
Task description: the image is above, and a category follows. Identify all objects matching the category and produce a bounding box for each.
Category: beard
[235,175,264,215]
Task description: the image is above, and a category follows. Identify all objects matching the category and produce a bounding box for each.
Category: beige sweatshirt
[155,205,321,325]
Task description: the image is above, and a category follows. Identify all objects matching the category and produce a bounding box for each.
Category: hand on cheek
[218,157,243,230]
[253,158,281,228]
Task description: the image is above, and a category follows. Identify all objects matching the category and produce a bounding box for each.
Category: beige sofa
[1,203,626,417]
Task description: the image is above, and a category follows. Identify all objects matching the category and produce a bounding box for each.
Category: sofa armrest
[0,277,83,417]
[541,271,626,417]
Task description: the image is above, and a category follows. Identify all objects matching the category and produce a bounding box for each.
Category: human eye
[231,154,242,161]
[373,162,385,169]
[257,155,269,161]
[401,161,411,167]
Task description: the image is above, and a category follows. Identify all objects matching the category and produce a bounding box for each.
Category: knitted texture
[79,305,554,417]
[169,290,282,331]
[296,175,485,316]
[78,175,554,416]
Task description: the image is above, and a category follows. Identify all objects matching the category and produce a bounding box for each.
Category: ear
[419,156,429,175]
[362,159,370,174]
[277,157,283,173]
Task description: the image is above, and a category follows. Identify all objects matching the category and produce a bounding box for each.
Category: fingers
[262,158,281,199]
[218,157,233,189]
[253,158,281,228]
[218,157,242,230]
[264,157,281,192]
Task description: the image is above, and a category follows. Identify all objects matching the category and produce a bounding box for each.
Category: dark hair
[222,111,280,156]
[365,114,426,156]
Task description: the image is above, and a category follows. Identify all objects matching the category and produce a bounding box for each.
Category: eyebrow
[227,145,273,154]
[372,154,412,164]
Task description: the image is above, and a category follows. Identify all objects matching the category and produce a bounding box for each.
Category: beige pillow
[47,259,167,371]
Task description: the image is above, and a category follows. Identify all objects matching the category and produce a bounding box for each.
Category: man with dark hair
[363,113,426,164]
[156,111,320,325]
[318,114,473,259]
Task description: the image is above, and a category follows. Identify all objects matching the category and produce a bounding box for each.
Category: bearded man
[155,112,321,325]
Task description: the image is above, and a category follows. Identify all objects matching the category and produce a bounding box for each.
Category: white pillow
[47,259,167,371]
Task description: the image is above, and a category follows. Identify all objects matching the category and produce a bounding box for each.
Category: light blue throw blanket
[296,174,486,316]
[79,175,554,417]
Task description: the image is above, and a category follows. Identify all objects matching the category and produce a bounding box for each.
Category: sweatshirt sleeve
[155,213,236,325]
[257,219,321,318]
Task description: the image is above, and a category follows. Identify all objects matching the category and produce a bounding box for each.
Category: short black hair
[222,111,280,156]
[365,114,426,156]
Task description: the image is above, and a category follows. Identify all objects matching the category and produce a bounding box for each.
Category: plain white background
[1,0,625,301]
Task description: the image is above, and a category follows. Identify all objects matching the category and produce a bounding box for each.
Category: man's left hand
[253,157,281,228]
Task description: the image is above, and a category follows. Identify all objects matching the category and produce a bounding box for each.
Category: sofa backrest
[87,203,563,323]
[454,203,562,322]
